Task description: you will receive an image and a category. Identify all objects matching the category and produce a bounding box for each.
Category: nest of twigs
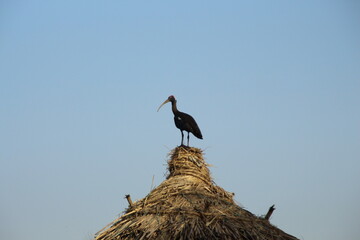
[95,146,298,240]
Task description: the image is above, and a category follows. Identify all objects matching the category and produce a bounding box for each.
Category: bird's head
[168,95,176,102]
[157,95,176,112]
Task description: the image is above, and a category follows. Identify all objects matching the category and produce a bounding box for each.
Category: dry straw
[95,146,299,240]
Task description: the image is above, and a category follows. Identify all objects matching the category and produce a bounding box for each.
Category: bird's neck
[171,100,179,115]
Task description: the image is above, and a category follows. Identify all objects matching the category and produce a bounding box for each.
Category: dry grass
[95,146,298,240]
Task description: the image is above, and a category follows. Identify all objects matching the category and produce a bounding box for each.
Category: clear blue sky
[1,1,359,239]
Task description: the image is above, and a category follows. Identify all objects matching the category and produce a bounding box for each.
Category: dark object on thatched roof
[95,146,299,240]
[157,95,203,146]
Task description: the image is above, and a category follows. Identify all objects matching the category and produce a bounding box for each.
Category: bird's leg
[187,132,190,146]
[181,130,184,146]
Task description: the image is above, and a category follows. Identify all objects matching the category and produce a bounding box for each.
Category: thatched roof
[95,146,299,240]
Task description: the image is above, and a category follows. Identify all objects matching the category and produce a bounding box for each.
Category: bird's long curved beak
[157,99,170,112]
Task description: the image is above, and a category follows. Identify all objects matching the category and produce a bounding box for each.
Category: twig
[125,194,133,207]
[150,175,155,191]
[265,204,275,220]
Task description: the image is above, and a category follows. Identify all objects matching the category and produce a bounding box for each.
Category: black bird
[157,95,203,146]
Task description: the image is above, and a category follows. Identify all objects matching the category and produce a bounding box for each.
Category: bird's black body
[158,95,202,146]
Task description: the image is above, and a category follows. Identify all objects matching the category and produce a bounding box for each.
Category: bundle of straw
[95,146,298,240]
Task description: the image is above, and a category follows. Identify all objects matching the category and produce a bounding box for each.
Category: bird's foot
[179,144,190,149]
